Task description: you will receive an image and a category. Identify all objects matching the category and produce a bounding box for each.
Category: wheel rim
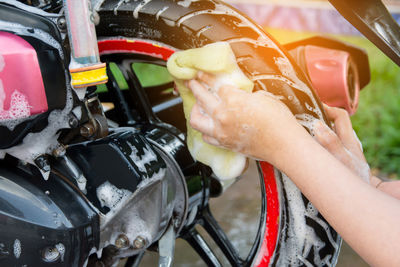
[98,38,280,266]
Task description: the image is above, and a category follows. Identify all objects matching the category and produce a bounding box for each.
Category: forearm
[273,133,400,267]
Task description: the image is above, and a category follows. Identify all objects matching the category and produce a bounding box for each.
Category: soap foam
[177,0,200,8]
[13,239,21,259]
[0,90,32,123]
[127,141,158,176]
[96,181,132,210]
[274,173,339,266]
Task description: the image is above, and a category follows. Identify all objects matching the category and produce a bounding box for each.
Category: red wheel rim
[98,38,280,266]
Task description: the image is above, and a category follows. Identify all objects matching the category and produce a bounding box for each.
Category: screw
[68,116,79,128]
[133,236,146,249]
[80,123,95,138]
[115,234,130,249]
[35,156,50,172]
[57,17,67,32]
[42,246,60,262]
[52,145,66,158]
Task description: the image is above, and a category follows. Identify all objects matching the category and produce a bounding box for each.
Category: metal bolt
[42,246,60,262]
[115,234,130,249]
[133,236,146,249]
[57,17,67,32]
[80,123,95,138]
[34,156,50,172]
[68,116,79,128]
[52,145,66,158]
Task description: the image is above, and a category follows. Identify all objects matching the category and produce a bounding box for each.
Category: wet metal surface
[140,160,368,266]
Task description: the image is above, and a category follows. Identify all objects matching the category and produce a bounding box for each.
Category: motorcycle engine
[62,127,188,262]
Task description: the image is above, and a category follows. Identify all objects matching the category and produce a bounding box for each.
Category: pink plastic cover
[0,31,48,121]
[304,45,360,115]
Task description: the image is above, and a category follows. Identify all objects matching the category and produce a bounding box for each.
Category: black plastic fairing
[0,158,99,266]
[65,129,167,214]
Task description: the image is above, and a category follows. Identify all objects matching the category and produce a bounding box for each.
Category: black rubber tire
[96,0,341,266]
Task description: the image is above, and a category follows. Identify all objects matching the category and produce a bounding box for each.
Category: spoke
[183,228,222,267]
[158,224,175,267]
[201,206,243,267]
[105,64,136,125]
[119,60,159,123]
[144,81,175,93]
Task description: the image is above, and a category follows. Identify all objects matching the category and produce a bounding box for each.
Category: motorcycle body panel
[0,160,99,266]
[0,3,67,149]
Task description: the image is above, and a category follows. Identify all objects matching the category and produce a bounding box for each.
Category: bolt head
[52,146,66,157]
[35,156,50,172]
[57,17,67,31]
[68,116,79,128]
[42,246,60,262]
[80,123,95,137]
[133,236,146,249]
[115,234,129,249]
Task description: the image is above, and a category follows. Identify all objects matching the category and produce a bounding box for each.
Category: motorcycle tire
[95,0,342,266]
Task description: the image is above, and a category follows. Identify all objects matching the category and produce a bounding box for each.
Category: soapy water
[13,239,21,259]
[0,90,32,122]
[0,55,30,124]
[55,243,66,262]
[177,0,201,8]
[195,25,212,38]
[96,181,133,210]
[156,6,169,20]
[133,0,152,19]
[127,141,159,177]
[275,173,339,266]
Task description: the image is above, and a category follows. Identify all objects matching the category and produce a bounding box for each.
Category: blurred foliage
[267,28,400,177]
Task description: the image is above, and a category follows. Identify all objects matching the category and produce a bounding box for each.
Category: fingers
[218,84,245,100]
[187,79,219,114]
[190,103,215,136]
[197,71,216,87]
[323,104,362,155]
[314,120,350,161]
[202,134,220,146]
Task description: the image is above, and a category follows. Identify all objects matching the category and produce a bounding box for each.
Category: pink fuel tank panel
[0,31,48,121]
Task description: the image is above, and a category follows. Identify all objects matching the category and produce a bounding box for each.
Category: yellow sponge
[167,42,254,180]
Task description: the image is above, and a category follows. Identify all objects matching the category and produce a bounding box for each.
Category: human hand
[187,72,309,165]
[313,105,371,183]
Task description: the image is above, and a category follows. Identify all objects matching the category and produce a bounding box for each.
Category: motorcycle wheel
[95,0,342,266]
